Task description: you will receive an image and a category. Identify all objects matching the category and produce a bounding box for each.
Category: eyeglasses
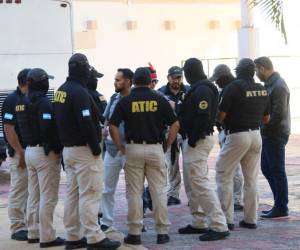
[152,79,159,84]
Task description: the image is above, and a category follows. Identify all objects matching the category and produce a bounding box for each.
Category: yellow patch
[199,101,208,110]
[132,101,158,113]
[99,96,106,102]
[54,91,67,104]
[15,105,25,112]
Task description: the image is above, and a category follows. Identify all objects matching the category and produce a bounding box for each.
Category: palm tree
[250,0,287,43]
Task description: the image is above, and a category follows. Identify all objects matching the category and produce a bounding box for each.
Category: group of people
[1,53,290,250]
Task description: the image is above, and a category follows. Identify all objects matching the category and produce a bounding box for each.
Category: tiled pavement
[0,135,300,250]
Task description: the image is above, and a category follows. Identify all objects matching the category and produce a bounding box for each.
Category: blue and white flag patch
[4,113,13,120]
[82,109,91,117]
[42,113,52,120]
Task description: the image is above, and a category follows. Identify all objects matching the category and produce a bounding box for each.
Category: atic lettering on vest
[15,105,25,112]
[132,101,158,113]
[54,91,67,104]
[246,90,267,98]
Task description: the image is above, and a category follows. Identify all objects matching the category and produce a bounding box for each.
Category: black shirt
[158,83,190,114]
[1,88,25,154]
[54,78,101,156]
[109,87,177,143]
[219,79,269,130]
[180,79,219,144]
[15,91,61,154]
[87,89,107,125]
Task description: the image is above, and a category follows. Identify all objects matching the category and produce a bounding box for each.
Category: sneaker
[28,238,39,243]
[157,234,170,244]
[239,220,257,229]
[40,237,65,248]
[142,225,147,232]
[234,204,244,211]
[167,196,181,206]
[11,230,28,241]
[124,234,141,245]
[101,224,109,232]
[227,224,235,231]
[87,238,121,250]
[199,230,230,241]
[260,208,288,219]
[178,225,209,234]
[65,237,87,249]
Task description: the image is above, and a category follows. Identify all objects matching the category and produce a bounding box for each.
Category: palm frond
[250,0,287,44]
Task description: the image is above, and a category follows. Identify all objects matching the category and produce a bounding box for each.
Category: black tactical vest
[225,80,268,130]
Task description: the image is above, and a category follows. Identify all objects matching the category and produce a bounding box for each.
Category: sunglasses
[152,79,159,84]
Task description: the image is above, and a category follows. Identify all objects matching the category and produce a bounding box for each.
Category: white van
[0,0,74,89]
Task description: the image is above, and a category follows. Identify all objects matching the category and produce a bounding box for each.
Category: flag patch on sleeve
[4,113,13,120]
[42,113,52,120]
[82,109,91,117]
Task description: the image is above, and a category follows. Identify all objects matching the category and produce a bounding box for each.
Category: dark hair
[117,68,134,81]
[254,57,274,70]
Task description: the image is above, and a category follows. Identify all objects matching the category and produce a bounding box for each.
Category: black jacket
[261,72,291,137]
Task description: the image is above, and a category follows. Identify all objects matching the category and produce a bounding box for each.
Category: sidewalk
[0,135,300,250]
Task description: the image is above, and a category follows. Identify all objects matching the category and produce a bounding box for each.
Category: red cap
[148,62,157,81]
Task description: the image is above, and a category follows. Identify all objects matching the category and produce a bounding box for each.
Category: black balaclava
[216,74,235,89]
[183,58,207,85]
[87,76,97,91]
[68,53,91,85]
[27,68,50,101]
[235,58,255,81]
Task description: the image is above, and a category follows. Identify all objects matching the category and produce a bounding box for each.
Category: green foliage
[250,0,287,44]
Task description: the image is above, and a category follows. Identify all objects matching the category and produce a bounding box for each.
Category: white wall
[73,0,240,97]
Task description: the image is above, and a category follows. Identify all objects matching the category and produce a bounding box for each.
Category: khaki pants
[63,146,105,244]
[25,147,61,242]
[218,130,244,206]
[7,153,28,234]
[125,143,170,235]
[182,136,228,232]
[165,134,192,201]
[216,130,262,224]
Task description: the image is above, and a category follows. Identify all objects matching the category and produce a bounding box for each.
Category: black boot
[40,237,65,248]
[167,196,181,206]
[239,220,257,229]
[157,234,170,244]
[87,238,121,250]
[124,234,141,245]
[11,230,28,241]
[199,230,230,241]
[65,237,87,249]
[178,225,209,234]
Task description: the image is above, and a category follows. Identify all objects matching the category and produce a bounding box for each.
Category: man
[109,67,180,245]
[158,66,190,205]
[210,64,244,212]
[254,56,291,219]
[1,68,30,241]
[100,68,133,232]
[54,53,121,250]
[15,68,64,247]
[148,63,159,90]
[86,67,107,125]
[216,58,270,230]
[178,58,229,241]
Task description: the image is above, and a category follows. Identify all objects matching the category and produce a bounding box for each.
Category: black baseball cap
[90,66,104,78]
[235,58,255,72]
[209,64,232,82]
[134,67,151,85]
[168,66,183,78]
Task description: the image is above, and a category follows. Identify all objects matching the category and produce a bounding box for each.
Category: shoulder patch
[4,113,13,120]
[199,100,208,110]
[42,113,52,120]
[99,95,106,102]
[82,109,91,117]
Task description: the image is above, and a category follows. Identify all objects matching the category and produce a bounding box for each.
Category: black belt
[28,143,43,147]
[126,139,162,145]
[63,142,86,147]
[225,127,259,135]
